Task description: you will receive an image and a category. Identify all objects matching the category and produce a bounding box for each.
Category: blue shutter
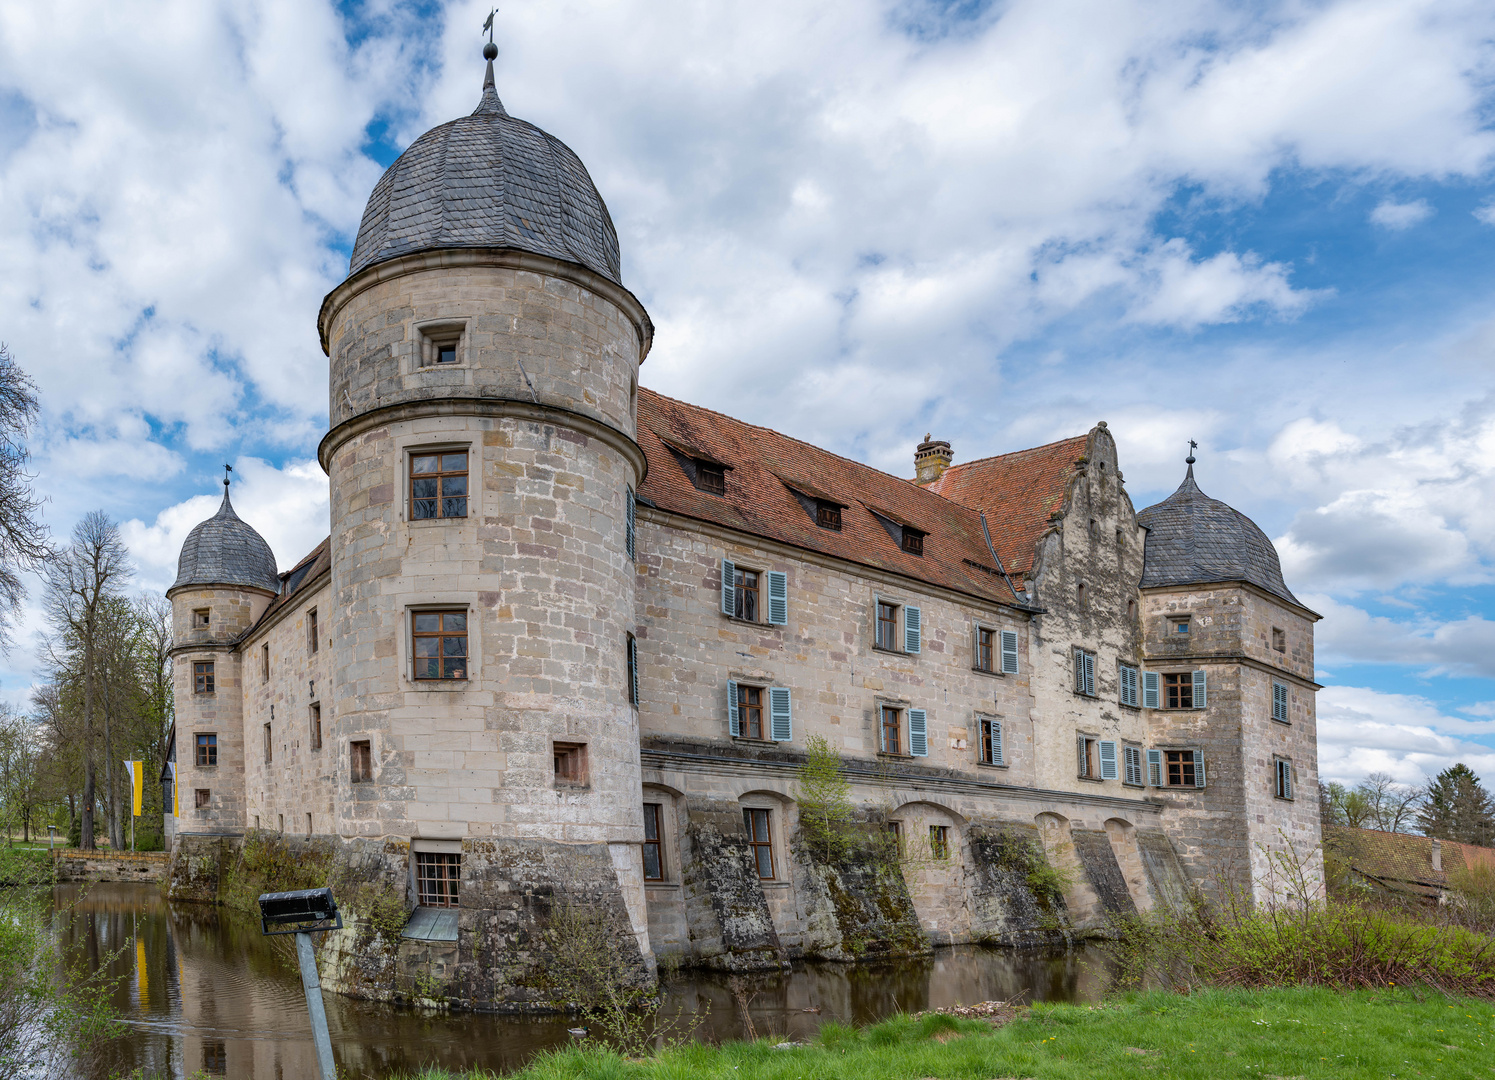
[766,571,788,626]
[628,635,639,707]
[626,487,637,561]
[1146,748,1162,787]
[1000,629,1019,674]
[769,687,792,742]
[1193,749,1206,788]
[1193,669,1207,709]
[1120,665,1137,707]
[720,559,735,616]
[1273,682,1289,723]
[904,606,921,653]
[1286,763,1295,800]
[1099,740,1118,780]
[1124,745,1142,786]
[727,680,740,737]
[991,720,1004,765]
[1143,671,1160,709]
[908,709,927,756]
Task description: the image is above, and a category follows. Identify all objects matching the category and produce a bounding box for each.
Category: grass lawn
[0,844,52,882]
[404,987,1494,1080]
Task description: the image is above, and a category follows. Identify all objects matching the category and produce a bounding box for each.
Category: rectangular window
[732,568,760,621]
[194,662,215,694]
[262,643,270,682]
[350,740,372,783]
[1165,749,1196,787]
[263,723,272,764]
[816,501,841,530]
[876,601,899,650]
[978,717,1004,765]
[627,634,640,707]
[278,815,284,833]
[886,820,904,854]
[410,451,469,520]
[1123,744,1144,786]
[901,528,925,556]
[1272,627,1286,653]
[977,627,994,672]
[1174,618,1191,634]
[1272,681,1290,724]
[307,608,319,654]
[195,789,210,809]
[415,851,462,908]
[929,825,950,860]
[743,808,774,879]
[193,608,210,628]
[310,703,322,751]
[554,742,587,787]
[1119,664,1139,707]
[1275,758,1295,800]
[737,685,764,739]
[306,813,313,836]
[880,705,902,755]
[642,803,664,882]
[195,733,217,767]
[1164,672,1194,709]
[1073,649,1096,696]
[697,462,726,495]
[1077,735,1099,779]
[413,610,468,680]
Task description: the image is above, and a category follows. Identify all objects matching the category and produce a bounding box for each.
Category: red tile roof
[1325,824,1495,898]
[925,434,1089,579]
[638,389,1023,606]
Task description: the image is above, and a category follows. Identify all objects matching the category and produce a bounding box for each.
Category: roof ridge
[940,432,1090,476]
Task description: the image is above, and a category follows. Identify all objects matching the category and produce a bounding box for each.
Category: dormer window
[696,462,726,495]
[816,501,841,530]
[900,528,925,556]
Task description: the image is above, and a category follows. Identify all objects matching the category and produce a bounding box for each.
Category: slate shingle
[172,488,280,594]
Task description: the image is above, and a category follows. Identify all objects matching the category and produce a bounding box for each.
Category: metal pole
[294,931,337,1080]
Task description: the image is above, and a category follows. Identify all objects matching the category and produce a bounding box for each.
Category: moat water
[58,882,1107,1079]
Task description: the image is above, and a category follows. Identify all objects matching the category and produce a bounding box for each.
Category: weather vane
[224,463,234,490]
[1186,440,1197,465]
[483,8,497,43]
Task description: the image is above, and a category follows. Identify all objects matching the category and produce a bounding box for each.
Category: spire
[220,463,237,514]
[1184,440,1197,483]
[474,28,509,116]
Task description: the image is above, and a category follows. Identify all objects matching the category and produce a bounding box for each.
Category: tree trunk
[103,690,121,851]
[81,624,96,850]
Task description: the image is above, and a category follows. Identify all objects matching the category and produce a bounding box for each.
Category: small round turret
[172,482,279,594]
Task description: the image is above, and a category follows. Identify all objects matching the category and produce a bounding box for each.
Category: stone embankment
[53,849,168,883]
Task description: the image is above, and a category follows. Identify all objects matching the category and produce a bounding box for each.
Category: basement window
[415,851,462,907]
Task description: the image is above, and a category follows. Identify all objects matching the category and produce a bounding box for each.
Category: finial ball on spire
[483,42,498,60]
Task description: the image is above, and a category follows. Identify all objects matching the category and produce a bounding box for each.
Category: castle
[161,49,1322,1009]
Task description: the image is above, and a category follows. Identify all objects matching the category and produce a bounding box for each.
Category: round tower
[166,479,281,841]
[315,47,654,994]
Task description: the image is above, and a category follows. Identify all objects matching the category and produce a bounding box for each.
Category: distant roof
[246,537,331,639]
[347,58,621,284]
[637,389,1023,606]
[1135,465,1302,608]
[1325,824,1495,899]
[924,435,1089,579]
[172,487,280,594]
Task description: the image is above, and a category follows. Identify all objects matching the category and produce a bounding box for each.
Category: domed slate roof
[1137,464,1301,607]
[347,59,622,285]
[172,485,280,594]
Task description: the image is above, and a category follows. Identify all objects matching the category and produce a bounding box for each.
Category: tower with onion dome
[1137,451,1323,904]
[314,43,655,993]
[166,476,281,840]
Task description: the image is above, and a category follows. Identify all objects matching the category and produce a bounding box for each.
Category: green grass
[0,845,52,883]
[397,987,1495,1079]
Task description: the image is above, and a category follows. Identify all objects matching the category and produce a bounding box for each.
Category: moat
[61,882,1107,1079]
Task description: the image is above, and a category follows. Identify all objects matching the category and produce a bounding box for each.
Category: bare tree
[0,346,51,649]
[1357,772,1424,834]
[42,512,131,850]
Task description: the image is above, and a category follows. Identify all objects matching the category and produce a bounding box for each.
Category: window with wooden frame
[307,608,319,654]
[885,820,903,854]
[1164,671,1207,709]
[1077,735,1118,781]
[737,684,765,739]
[816,500,842,530]
[743,808,775,879]
[1072,648,1096,696]
[696,461,726,495]
[642,803,665,882]
[876,601,899,650]
[901,527,925,556]
[195,789,210,809]
[263,723,272,764]
[1165,749,1197,787]
[1274,758,1295,801]
[731,567,760,621]
[309,703,322,751]
[193,608,210,629]
[874,598,921,653]
[880,705,903,755]
[978,717,1004,766]
[929,825,950,860]
[976,626,994,672]
[410,450,469,520]
[195,733,217,767]
[412,610,468,680]
[415,851,462,907]
[553,742,587,787]
[350,740,372,783]
[193,661,215,694]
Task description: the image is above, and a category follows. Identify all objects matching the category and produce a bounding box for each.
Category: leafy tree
[0,345,51,651]
[1416,764,1495,847]
[796,733,855,862]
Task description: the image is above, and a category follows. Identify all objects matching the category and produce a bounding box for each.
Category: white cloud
[1317,685,1495,787]
[1308,594,1495,680]
[1475,202,1495,225]
[1369,198,1434,229]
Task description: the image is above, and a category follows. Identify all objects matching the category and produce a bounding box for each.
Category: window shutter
[769,687,792,742]
[1287,763,1295,800]
[1143,671,1160,709]
[991,720,1004,765]
[1120,665,1137,707]
[1193,669,1207,709]
[1147,748,1162,787]
[766,571,788,626]
[1077,735,1088,777]
[904,606,922,653]
[879,706,887,752]
[972,620,981,669]
[628,636,639,707]
[626,487,637,561]
[1124,745,1142,786]
[727,679,740,737]
[1074,649,1085,693]
[1100,740,1118,780]
[908,709,927,756]
[1083,652,1096,696]
[1000,629,1019,674]
[1193,748,1207,788]
[720,558,736,616]
[1273,682,1289,723]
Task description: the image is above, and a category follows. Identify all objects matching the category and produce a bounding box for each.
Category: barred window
[929,825,950,860]
[415,851,461,908]
[413,611,467,680]
[410,451,469,520]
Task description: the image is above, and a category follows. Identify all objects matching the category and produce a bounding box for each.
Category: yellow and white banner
[123,759,144,816]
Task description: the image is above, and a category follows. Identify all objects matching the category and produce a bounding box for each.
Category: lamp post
[257,888,342,1080]
[46,825,57,852]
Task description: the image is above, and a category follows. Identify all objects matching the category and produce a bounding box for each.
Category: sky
[0,0,1493,792]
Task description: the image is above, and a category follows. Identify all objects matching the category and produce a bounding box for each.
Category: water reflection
[60,883,1106,1079]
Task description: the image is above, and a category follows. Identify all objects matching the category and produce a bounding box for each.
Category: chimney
[1431,838,1442,873]
[914,433,953,486]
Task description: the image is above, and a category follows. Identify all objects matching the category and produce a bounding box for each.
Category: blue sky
[1,0,1493,788]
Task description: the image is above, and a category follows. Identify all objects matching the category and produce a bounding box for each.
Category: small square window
[554,742,587,787]
[193,661,215,694]
[195,733,217,767]
[419,326,463,367]
[816,501,842,530]
[696,462,726,495]
[1174,619,1191,634]
[193,608,210,628]
[194,788,210,809]
[901,528,925,556]
[350,740,372,783]
[415,851,462,907]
